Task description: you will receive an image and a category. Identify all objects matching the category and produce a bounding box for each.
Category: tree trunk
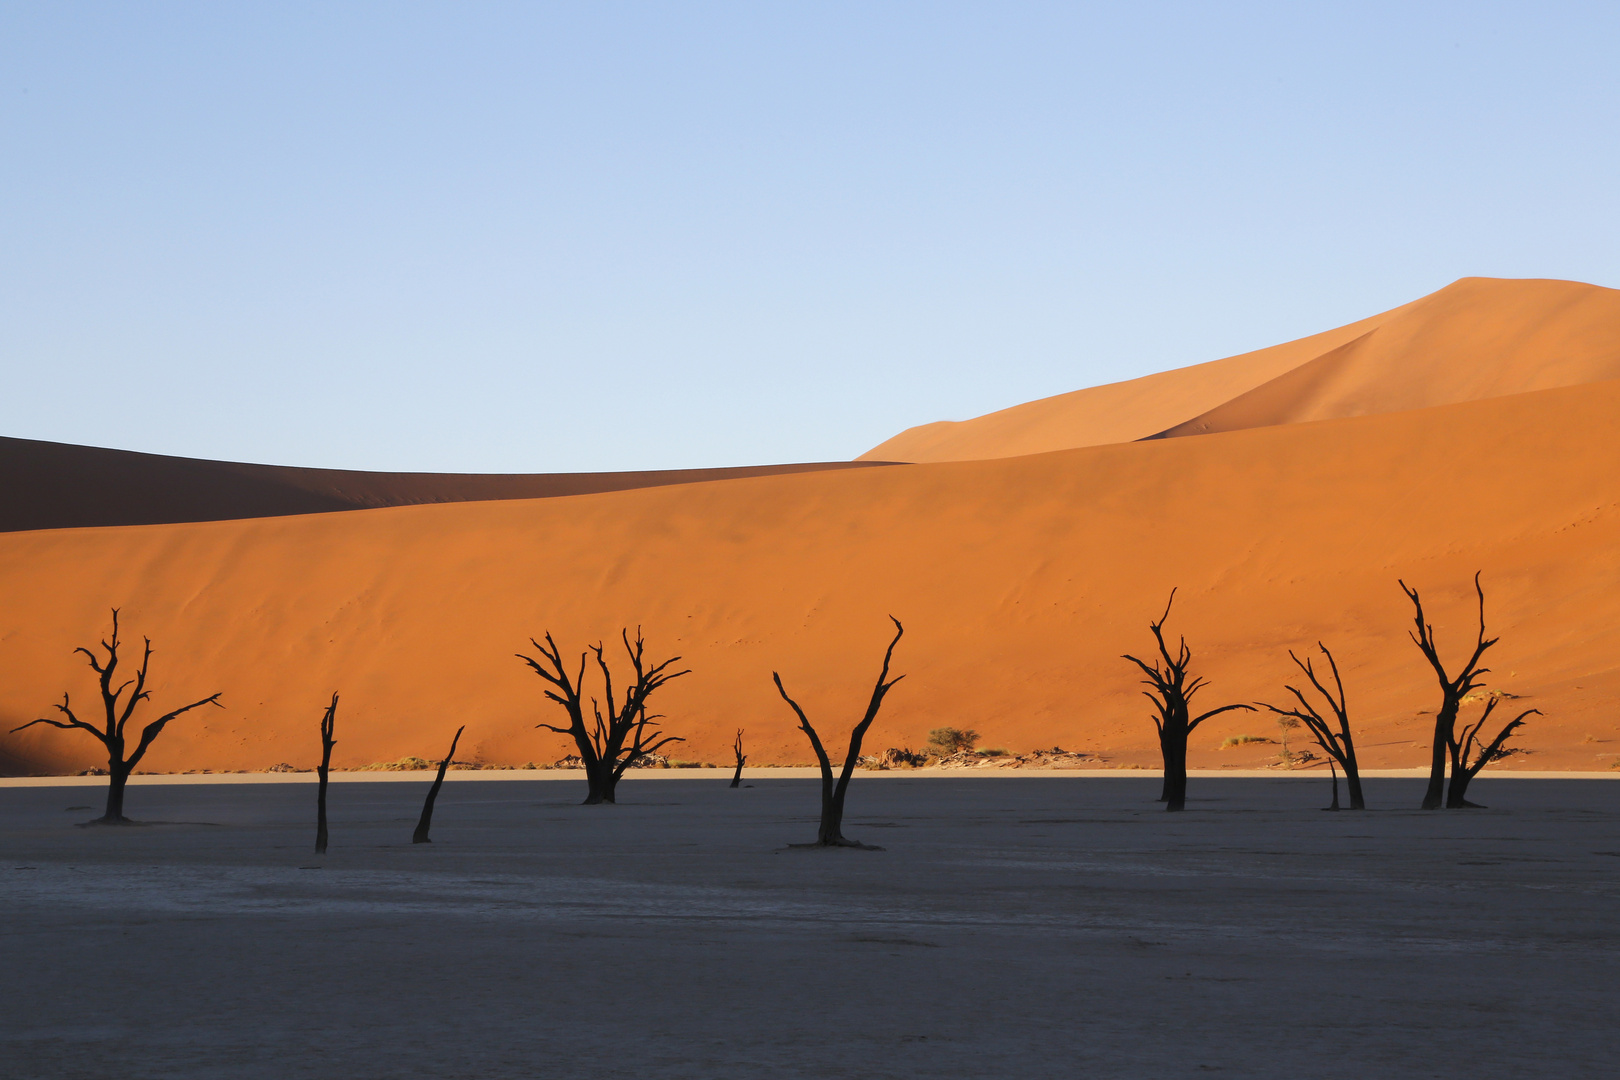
[729,760,743,788]
[818,771,846,844]
[1421,704,1454,810]
[315,766,331,854]
[583,758,618,804]
[100,765,130,823]
[1157,733,1172,802]
[1345,769,1366,811]
[1162,739,1188,812]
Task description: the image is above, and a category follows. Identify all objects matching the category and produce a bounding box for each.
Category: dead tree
[772,616,904,848]
[1123,591,1252,812]
[1401,573,1500,810]
[315,693,338,854]
[1258,644,1366,809]
[413,725,464,843]
[730,728,746,788]
[10,609,221,824]
[1446,698,1539,808]
[517,628,689,804]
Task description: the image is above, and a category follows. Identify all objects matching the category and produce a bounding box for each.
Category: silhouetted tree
[316,693,338,854]
[518,629,689,804]
[10,609,221,824]
[1446,698,1538,808]
[1401,573,1505,810]
[730,728,746,788]
[413,725,464,844]
[1123,591,1253,812]
[1259,644,1366,809]
[772,617,904,848]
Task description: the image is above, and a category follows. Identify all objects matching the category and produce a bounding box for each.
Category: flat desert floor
[2,775,1617,1079]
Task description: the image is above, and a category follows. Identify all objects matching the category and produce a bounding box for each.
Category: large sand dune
[4,377,1618,776]
[863,277,1620,461]
[0,435,893,532]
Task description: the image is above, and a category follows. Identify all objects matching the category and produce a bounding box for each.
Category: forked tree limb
[413,725,465,844]
[1401,573,1502,809]
[774,616,904,848]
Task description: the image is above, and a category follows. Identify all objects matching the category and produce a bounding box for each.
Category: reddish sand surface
[4,359,1618,775]
[862,277,1620,461]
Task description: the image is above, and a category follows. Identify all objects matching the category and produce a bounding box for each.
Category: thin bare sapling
[1258,644,1366,809]
[413,725,465,843]
[730,728,747,788]
[772,617,905,849]
[316,693,338,854]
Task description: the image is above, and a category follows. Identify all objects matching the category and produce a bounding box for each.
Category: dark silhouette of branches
[1446,698,1539,808]
[1123,590,1253,812]
[413,725,465,843]
[517,628,690,804]
[1400,573,1499,810]
[772,617,904,848]
[316,693,338,854]
[10,609,222,824]
[730,728,746,789]
[1258,644,1365,809]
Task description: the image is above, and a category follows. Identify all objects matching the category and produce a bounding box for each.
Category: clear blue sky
[3,2,1616,472]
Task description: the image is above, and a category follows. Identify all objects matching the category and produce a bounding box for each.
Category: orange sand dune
[4,380,1617,777]
[1153,277,1620,439]
[0,435,894,533]
[863,277,1620,461]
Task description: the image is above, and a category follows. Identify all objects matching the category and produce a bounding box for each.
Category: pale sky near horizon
[3,2,1617,473]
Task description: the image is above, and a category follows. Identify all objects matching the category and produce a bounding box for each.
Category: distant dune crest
[861,277,1620,462]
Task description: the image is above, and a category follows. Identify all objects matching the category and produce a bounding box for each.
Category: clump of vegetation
[927,727,979,755]
[1219,735,1272,748]
[975,747,1008,757]
[360,756,437,771]
[1275,715,1301,766]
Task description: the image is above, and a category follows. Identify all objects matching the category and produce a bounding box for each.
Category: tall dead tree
[730,728,747,788]
[1401,573,1502,810]
[413,725,464,843]
[1446,698,1539,808]
[772,616,904,848]
[1259,644,1366,810]
[315,693,338,854]
[1123,591,1252,812]
[517,628,689,804]
[10,609,222,824]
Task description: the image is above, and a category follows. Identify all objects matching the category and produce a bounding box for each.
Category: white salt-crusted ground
[2,774,1616,1078]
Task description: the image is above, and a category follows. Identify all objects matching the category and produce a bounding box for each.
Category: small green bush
[1219,735,1273,749]
[927,727,980,755]
[975,747,1008,757]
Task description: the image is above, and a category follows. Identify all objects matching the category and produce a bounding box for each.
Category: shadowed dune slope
[863,277,1620,461]
[0,435,895,532]
[3,381,1617,776]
